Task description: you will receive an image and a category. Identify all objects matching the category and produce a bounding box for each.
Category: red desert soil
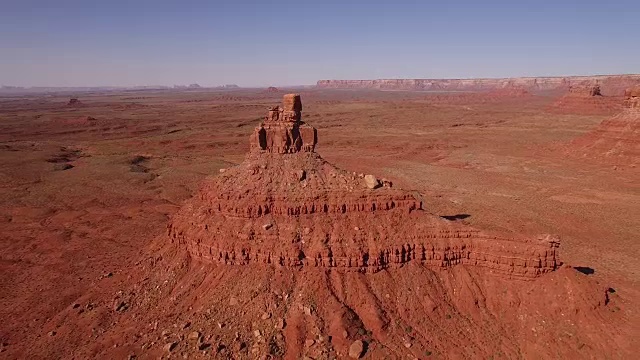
[0,89,638,359]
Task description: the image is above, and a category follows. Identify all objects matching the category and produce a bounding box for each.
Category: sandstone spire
[250,94,317,154]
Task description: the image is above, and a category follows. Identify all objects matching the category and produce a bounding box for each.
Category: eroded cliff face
[168,150,560,277]
[317,74,640,95]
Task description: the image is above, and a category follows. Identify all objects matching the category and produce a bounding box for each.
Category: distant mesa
[266,86,280,92]
[170,84,239,90]
[0,85,25,91]
[564,86,640,166]
[67,98,82,106]
[173,84,202,89]
[317,74,640,95]
[549,82,620,115]
[210,84,240,90]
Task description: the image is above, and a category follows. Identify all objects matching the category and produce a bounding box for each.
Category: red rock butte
[566,84,602,97]
[317,74,640,94]
[550,83,621,115]
[67,98,81,106]
[169,94,561,278]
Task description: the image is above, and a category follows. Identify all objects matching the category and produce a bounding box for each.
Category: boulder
[364,175,381,189]
[348,340,365,358]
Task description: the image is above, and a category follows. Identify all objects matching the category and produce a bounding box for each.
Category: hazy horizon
[2,0,638,87]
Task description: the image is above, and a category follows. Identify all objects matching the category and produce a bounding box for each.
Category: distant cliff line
[317,74,640,95]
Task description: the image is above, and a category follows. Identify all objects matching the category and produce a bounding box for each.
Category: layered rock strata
[317,74,640,95]
[169,94,562,278]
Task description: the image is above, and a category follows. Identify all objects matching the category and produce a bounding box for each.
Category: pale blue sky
[1,0,638,87]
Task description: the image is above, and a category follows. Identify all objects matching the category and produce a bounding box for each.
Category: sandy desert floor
[0,89,637,358]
